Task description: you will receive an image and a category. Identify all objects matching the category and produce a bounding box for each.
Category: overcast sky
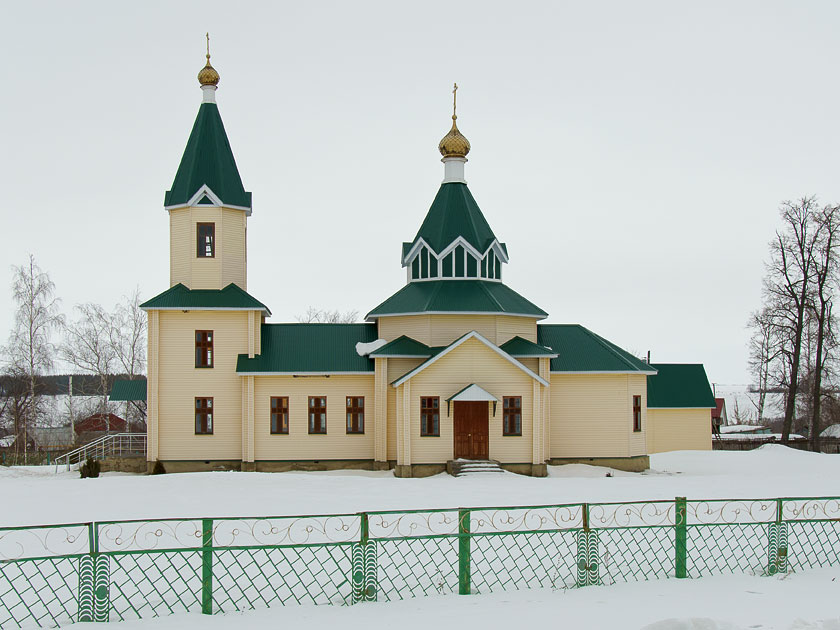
[2,1,839,387]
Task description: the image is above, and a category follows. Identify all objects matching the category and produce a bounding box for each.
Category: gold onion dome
[198,33,220,86]
[438,115,470,158]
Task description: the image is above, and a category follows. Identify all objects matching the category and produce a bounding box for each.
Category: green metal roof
[647,363,716,408]
[164,103,252,209]
[411,183,498,254]
[537,325,656,373]
[367,280,547,320]
[236,323,377,373]
[499,336,558,357]
[140,283,271,315]
[109,379,147,402]
[369,335,436,358]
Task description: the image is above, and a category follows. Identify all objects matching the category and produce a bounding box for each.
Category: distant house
[645,364,717,453]
[719,424,771,436]
[30,426,75,452]
[74,413,128,444]
[711,398,727,435]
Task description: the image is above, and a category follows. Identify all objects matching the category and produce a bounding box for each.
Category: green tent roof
[411,183,498,254]
[164,103,252,209]
[499,336,557,357]
[369,335,437,358]
[140,283,271,315]
[647,364,716,408]
[236,323,377,373]
[367,280,547,320]
[537,325,656,373]
[109,379,147,402]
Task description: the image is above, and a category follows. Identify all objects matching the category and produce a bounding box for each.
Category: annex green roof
[109,379,147,402]
[647,363,716,408]
[140,283,271,315]
[164,103,252,210]
[499,336,558,357]
[411,183,498,254]
[537,325,656,373]
[236,323,377,373]
[369,335,438,358]
[367,280,547,320]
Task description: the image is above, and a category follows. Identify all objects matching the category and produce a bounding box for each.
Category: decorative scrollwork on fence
[589,502,674,528]
[97,520,204,553]
[0,525,89,561]
[688,500,777,525]
[212,515,360,547]
[782,498,840,522]
[469,505,584,534]
[368,511,459,539]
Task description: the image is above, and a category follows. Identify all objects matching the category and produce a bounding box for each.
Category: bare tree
[109,288,147,426]
[762,198,822,443]
[806,204,839,451]
[3,255,63,463]
[747,307,780,423]
[61,303,115,418]
[297,307,359,323]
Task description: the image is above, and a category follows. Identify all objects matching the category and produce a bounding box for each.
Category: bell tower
[164,35,251,291]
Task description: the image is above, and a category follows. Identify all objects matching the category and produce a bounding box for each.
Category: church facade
[141,51,715,477]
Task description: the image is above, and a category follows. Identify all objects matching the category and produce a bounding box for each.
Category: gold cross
[206,32,210,60]
[453,82,458,118]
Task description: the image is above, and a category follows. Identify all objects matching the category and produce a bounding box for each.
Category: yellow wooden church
[139,50,716,477]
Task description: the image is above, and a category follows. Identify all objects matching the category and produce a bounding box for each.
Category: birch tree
[4,255,63,463]
[61,303,115,418]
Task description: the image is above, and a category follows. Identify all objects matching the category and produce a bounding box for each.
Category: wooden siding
[157,310,253,460]
[146,311,160,462]
[252,375,376,461]
[400,337,537,464]
[168,206,247,291]
[377,314,537,347]
[549,374,647,459]
[647,409,712,453]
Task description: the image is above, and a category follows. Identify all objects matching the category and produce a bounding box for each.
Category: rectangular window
[429,256,438,277]
[195,397,213,434]
[633,395,642,432]
[271,396,289,434]
[195,330,213,368]
[442,252,453,277]
[309,396,327,434]
[346,396,365,434]
[503,396,522,436]
[467,254,478,277]
[411,256,420,279]
[420,249,429,279]
[420,396,440,436]
[197,223,215,258]
[455,245,465,276]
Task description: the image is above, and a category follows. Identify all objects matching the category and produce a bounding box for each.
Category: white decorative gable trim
[164,184,253,215]
[401,236,509,267]
[391,331,549,387]
[446,383,498,402]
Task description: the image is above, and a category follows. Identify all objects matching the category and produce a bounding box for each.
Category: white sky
[2,1,839,386]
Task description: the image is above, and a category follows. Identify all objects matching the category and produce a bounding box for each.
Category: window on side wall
[346,396,364,434]
[195,331,213,368]
[633,395,642,432]
[503,396,522,436]
[271,396,289,434]
[195,397,213,434]
[197,223,215,258]
[309,396,327,434]
[420,397,440,436]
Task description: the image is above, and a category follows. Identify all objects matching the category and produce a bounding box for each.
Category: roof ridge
[476,280,505,310]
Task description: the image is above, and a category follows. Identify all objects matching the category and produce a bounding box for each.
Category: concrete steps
[449,459,505,477]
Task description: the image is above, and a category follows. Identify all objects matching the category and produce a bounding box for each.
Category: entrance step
[448,459,505,477]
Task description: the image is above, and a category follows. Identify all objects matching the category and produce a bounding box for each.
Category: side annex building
[141,52,715,476]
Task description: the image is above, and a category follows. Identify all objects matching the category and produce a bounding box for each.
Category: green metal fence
[2,496,839,628]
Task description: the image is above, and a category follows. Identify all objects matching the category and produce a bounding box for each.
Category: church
[140,48,716,477]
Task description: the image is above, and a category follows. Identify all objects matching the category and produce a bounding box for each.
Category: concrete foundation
[547,455,650,473]
[147,460,242,474]
[100,456,146,474]
[394,463,447,478]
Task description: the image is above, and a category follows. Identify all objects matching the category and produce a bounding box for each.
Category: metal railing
[1,495,839,627]
[53,433,147,472]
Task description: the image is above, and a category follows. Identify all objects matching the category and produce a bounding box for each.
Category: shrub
[151,460,166,475]
[79,456,101,479]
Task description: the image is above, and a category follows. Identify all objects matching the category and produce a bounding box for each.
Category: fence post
[675,497,687,579]
[768,498,788,575]
[458,508,471,595]
[576,503,599,587]
[78,523,109,622]
[201,519,213,615]
[353,513,377,603]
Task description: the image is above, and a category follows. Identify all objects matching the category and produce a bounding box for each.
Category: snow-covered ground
[3,446,840,629]
[3,446,839,526]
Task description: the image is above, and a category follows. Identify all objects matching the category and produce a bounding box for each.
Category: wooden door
[453,401,489,459]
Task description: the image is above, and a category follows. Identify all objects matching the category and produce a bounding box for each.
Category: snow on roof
[821,423,840,438]
[0,435,15,448]
[355,339,388,357]
[716,433,804,440]
[720,424,768,434]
